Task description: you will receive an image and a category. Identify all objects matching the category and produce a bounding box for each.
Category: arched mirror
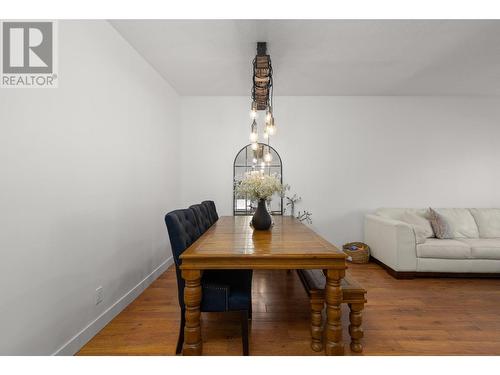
[233,143,283,216]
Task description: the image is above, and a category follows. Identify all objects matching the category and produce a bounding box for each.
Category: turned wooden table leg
[348,303,364,353]
[324,269,345,355]
[310,291,324,352]
[182,269,202,355]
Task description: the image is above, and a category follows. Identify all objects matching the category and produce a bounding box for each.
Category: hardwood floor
[77,262,500,355]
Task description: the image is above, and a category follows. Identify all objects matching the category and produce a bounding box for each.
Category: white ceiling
[110,20,500,96]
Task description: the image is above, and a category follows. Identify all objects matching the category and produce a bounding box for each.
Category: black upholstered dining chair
[202,200,219,225]
[189,204,212,233]
[164,208,253,355]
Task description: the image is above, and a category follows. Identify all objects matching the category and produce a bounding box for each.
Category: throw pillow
[429,208,453,239]
[401,212,434,238]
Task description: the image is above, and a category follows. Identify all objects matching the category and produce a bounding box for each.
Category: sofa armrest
[364,214,417,272]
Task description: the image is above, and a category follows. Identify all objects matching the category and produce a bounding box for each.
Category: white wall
[0,21,180,355]
[180,96,500,245]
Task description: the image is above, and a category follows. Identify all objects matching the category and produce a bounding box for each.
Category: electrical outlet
[95,286,103,305]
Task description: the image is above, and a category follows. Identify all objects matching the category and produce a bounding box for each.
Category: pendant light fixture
[247,42,276,168]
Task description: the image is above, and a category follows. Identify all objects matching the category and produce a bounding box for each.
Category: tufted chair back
[202,200,219,225]
[165,209,201,308]
[189,204,212,233]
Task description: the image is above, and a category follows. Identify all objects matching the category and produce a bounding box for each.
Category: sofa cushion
[375,208,430,221]
[456,239,500,260]
[401,212,434,238]
[416,239,471,259]
[469,208,500,238]
[413,225,428,244]
[430,208,479,238]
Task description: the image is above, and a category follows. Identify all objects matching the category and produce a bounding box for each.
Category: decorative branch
[297,210,313,224]
[284,193,301,217]
[283,190,312,224]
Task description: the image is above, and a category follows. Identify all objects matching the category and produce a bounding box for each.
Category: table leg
[348,303,364,353]
[325,269,345,355]
[182,269,202,355]
[310,291,324,352]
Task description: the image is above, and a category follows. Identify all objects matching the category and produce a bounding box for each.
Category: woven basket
[342,242,370,264]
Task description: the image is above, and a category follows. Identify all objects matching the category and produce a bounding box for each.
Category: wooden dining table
[180,215,347,355]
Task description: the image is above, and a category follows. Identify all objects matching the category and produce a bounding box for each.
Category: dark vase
[252,199,272,230]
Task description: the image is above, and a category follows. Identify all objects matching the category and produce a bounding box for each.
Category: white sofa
[364,208,500,277]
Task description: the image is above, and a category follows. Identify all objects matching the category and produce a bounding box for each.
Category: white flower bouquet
[235,171,286,201]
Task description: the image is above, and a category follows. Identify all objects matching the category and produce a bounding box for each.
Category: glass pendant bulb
[265,106,272,123]
[252,157,257,164]
[260,161,266,168]
[249,131,258,142]
[250,101,258,119]
[263,130,269,139]
[249,119,258,142]
[268,116,276,135]
[264,152,273,163]
[251,142,258,151]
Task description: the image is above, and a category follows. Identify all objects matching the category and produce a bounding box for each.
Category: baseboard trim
[370,257,500,279]
[53,256,174,356]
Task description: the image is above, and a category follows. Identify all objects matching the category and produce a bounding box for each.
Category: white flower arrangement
[235,171,287,202]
